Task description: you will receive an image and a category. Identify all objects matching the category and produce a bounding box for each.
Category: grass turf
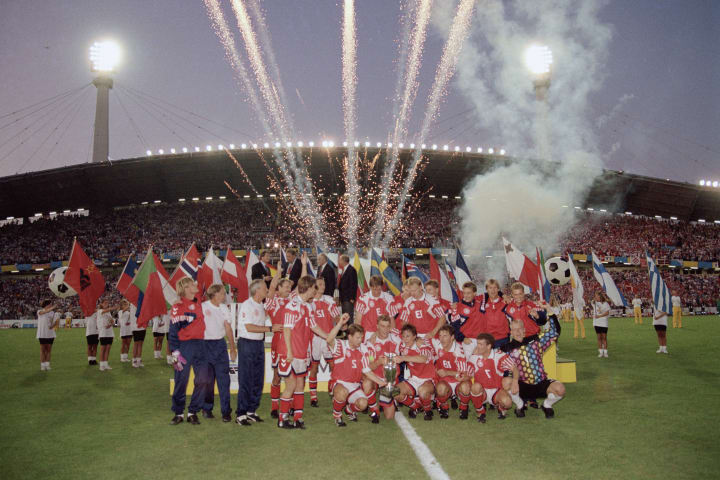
[0,316,718,479]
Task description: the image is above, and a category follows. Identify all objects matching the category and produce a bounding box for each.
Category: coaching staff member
[282,248,303,289]
[236,279,271,425]
[337,254,358,324]
[251,250,273,288]
[317,253,336,297]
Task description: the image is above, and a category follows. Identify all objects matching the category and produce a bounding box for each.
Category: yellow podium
[543,343,576,383]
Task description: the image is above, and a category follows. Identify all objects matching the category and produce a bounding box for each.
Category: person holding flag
[647,253,672,354]
[592,292,611,358]
[36,300,58,371]
[118,300,134,363]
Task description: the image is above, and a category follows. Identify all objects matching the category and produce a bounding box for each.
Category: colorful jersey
[480,294,509,341]
[502,299,545,337]
[168,295,206,351]
[399,294,440,335]
[313,295,339,333]
[430,338,468,383]
[399,340,435,379]
[330,339,371,384]
[356,291,398,333]
[365,328,402,377]
[276,298,316,360]
[502,317,559,384]
[468,349,513,389]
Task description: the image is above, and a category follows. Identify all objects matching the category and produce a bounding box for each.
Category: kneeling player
[393,324,436,421]
[468,333,517,423]
[363,314,402,421]
[431,325,471,419]
[327,318,387,427]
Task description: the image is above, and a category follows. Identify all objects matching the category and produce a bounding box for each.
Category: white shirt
[653,308,668,326]
[671,296,681,307]
[632,298,642,308]
[129,305,142,331]
[36,310,56,339]
[153,314,170,334]
[238,297,268,341]
[592,301,611,328]
[119,310,133,336]
[85,312,98,336]
[97,311,114,338]
[203,301,231,340]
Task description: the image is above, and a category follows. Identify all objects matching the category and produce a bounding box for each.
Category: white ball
[544,257,571,286]
[48,267,77,298]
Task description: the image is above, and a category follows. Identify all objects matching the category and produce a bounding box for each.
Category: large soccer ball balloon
[48,267,77,298]
[544,257,571,286]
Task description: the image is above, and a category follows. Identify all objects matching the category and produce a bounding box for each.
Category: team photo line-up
[37,250,674,429]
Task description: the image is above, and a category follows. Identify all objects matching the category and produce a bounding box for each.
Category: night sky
[0,0,717,182]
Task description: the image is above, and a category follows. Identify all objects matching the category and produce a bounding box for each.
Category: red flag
[116,255,140,306]
[168,243,200,288]
[221,246,249,302]
[65,239,105,317]
[429,254,441,284]
[152,253,170,280]
[197,247,222,294]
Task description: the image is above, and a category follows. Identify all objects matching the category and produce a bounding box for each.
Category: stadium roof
[1,148,718,221]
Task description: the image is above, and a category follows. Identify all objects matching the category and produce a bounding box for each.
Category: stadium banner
[683,261,699,268]
[570,253,588,262]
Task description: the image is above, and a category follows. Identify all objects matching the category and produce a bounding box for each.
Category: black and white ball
[544,257,571,286]
[48,267,77,298]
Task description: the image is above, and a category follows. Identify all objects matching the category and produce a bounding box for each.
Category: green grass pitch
[1,316,718,479]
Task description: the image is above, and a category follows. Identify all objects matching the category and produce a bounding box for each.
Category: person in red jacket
[480,279,509,348]
[168,277,210,426]
[502,282,546,340]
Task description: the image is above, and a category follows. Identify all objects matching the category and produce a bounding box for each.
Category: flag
[353,251,368,298]
[266,261,277,277]
[536,247,552,302]
[646,252,672,314]
[131,247,176,328]
[245,249,261,292]
[116,255,140,306]
[370,248,382,278]
[401,256,407,283]
[198,247,223,294]
[567,253,586,319]
[455,247,473,288]
[592,250,628,307]
[222,245,249,302]
[64,239,105,317]
[168,243,200,288]
[404,256,429,283]
[445,260,462,301]
[371,249,402,295]
[442,260,460,303]
[502,237,540,291]
[305,254,316,278]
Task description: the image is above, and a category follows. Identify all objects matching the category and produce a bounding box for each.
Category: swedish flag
[370,249,403,295]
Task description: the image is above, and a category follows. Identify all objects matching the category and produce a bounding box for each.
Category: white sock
[121,353,128,361]
[543,393,563,408]
[662,346,668,352]
[510,392,524,409]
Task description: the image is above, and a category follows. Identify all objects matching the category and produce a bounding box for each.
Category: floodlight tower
[89,40,121,163]
[524,45,553,161]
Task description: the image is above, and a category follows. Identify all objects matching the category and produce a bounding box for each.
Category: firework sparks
[342,0,360,248]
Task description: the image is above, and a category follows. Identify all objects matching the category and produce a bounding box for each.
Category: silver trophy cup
[378,353,400,403]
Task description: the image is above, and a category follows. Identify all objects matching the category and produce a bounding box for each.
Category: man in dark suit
[316,253,336,297]
[251,250,273,288]
[282,248,302,289]
[337,254,357,324]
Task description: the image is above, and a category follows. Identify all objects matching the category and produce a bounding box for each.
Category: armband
[503,370,513,378]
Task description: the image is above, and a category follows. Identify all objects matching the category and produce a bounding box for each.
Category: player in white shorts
[97,301,119,371]
[37,300,58,371]
[393,324,437,421]
[653,307,669,354]
[118,300,133,362]
[152,312,170,359]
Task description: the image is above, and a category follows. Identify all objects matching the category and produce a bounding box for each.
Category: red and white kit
[355,291,399,338]
[503,300,542,337]
[276,297,316,377]
[266,295,289,368]
[430,338,469,396]
[399,340,436,394]
[365,328,402,379]
[467,349,514,405]
[330,339,372,404]
[311,295,339,362]
[399,294,441,337]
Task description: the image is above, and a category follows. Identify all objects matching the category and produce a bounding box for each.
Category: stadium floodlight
[194,147,200,152]
[218,145,224,150]
[443,145,449,151]
[388,142,393,148]
[178,198,185,202]
[420,144,426,149]
[699,180,705,186]
[286,142,292,148]
[713,181,719,188]
[441,195,448,199]
[489,148,494,154]
[89,40,121,73]
[182,147,188,153]
[206,145,212,151]
[454,146,460,152]
[399,143,404,148]
[146,150,152,156]
[466,147,471,152]
[343,141,348,147]
[308,141,314,147]
[432,144,437,150]
[500,149,506,155]
[158,149,164,154]
[365,141,370,147]
[524,44,553,75]
[49,211,57,215]
[192,197,199,201]
[698,219,706,223]
[252,143,258,148]
[264,142,270,148]
[141,201,148,205]
[670,216,677,220]
[328,141,334,147]
[477,147,483,153]
[322,140,328,147]
[205,196,212,200]
[266,243,270,248]
[275,142,281,148]
[429,194,435,198]
[63,210,70,213]
[274,242,279,248]
[229,144,235,149]
[297,141,304,147]
[241,143,247,149]
[625,211,632,215]
[354,141,360,147]
[376,142,382,148]
[170,148,176,154]
[410,143,415,149]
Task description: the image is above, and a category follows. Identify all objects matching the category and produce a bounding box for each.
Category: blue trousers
[171,339,209,415]
[236,338,265,416]
[493,336,510,349]
[203,339,231,416]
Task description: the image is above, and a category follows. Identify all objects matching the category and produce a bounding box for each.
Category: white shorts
[333,380,367,404]
[437,380,460,396]
[311,335,332,362]
[403,375,434,396]
[277,356,309,377]
[484,387,500,405]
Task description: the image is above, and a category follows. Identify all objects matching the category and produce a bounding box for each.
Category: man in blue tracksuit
[169,278,210,425]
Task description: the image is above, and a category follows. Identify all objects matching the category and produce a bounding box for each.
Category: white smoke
[430,0,612,281]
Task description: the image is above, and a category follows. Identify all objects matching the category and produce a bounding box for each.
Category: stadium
[1,2,719,480]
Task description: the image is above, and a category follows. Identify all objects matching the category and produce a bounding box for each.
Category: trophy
[378,353,400,403]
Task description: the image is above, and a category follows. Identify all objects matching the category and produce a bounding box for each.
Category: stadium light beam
[89,40,121,163]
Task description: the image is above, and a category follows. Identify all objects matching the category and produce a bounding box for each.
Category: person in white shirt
[118,300,133,363]
[37,300,58,371]
[202,284,238,422]
[85,309,99,366]
[236,279,271,425]
[632,297,643,324]
[152,313,170,359]
[97,301,120,371]
[130,303,145,368]
[671,295,682,328]
[653,307,669,354]
[592,292,611,358]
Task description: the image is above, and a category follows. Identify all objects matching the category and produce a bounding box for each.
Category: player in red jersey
[467,333,517,423]
[355,276,398,338]
[326,318,387,427]
[480,279,509,348]
[362,314,402,421]
[394,324,436,421]
[276,276,329,429]
[430,325,472,419]
[308,277,340,407]
[503,282,546,339]
[266,273,292,418]
[424,280,452,324]
[398,277,445,338]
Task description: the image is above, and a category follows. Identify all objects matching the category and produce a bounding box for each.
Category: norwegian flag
[404,256,429,283]
[168,243,200,288]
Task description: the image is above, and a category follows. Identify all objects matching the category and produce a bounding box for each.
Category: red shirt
[365,328,401,377]
[468,350,513,389]
[330,339,371,384]
[503,299,541,337]
[171,295,206,342]
[313,295,339,333]
[266,295,289,352]
[399,294,440,336]
[277,298,316,360]
[355,291,398,333]
[430,338,468,384]
[454,299,486,339]
[399,340,435,379]
[482,295,509,340]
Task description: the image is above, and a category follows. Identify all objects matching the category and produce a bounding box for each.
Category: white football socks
[510,392,524,409]
[543,393,563,408]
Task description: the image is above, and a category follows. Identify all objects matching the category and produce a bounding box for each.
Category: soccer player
[118,300,133,363]
[203,284,237,423]
[671,294,682,328]
[169,278,210,425]
[503,282,546,340]
[355,275,398,339]
[85,307,99,366]
[467,333,517,423]
[363,314,402,422]
[276,276,329,429]
[327,317,387,427]
[37,300,58,371]
[266,275,292,418]
[430,325,471,419]
[653,306,669,354]
[592,292,611,358]
[393,324,436,421]
[632,297,643,324]
[481,279,509,348]
[97,301,119,371]
[152,312,170,359]
[450,281,485,347]
[309,276,339,407]
[424,279,452,323]
[503,310,566,419]
[398,277,444,338]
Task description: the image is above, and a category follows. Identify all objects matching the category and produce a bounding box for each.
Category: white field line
[394,411,451,480]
